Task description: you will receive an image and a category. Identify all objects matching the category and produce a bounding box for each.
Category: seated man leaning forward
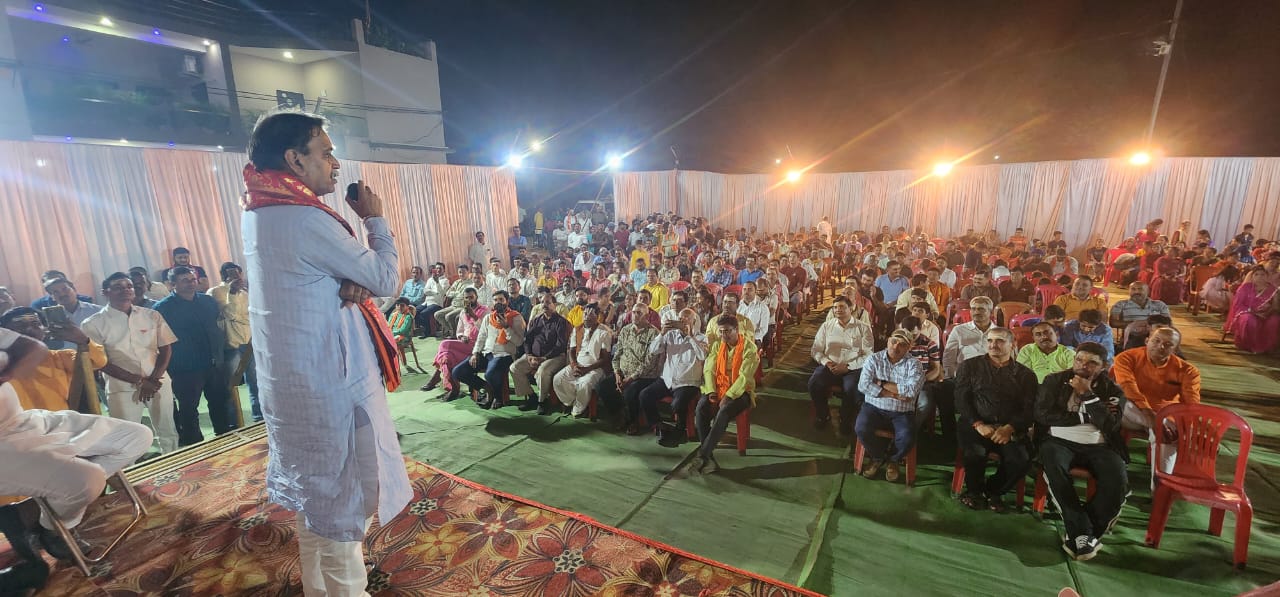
[690,314,760,475]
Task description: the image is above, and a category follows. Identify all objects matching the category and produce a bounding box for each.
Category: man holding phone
[208,262,258,423]
[242,110,410,596]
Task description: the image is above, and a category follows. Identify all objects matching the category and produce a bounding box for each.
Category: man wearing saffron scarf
[692,314,760,474]
[453,290,526,410]
[241,111,410,596]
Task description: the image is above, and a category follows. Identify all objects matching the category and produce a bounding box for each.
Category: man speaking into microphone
[242,111,410,596]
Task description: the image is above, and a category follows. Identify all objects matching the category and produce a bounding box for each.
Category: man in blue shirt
[154,266,235,446]
[507,226,528,267]
[736,255,764,285]
[1059,308,1115,362]
[874,261,911,305]
[398,266,427,307]
[707,259,733,287]
[30,270,95,311]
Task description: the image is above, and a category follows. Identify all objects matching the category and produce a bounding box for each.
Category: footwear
[627,423,650,437]
[689,455,706,474]
[517,397,539,412]
[1063,535,1102,561]
[572,410,589,419]
[536,405,552,416]
[884,461,901,483]
[36,526,90,562]
[656,423,684,447]
[441,389,460,402]
[861,459,884,479]
[957,493,988,510]
[814,416,831,430]
[475,399,492,409]
[700,455,720,474]
[987,495,1008,513]
[420,372,442,392]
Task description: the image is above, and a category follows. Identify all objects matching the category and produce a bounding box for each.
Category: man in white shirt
[640,308,707,445]
[567,223,589,252]
[485,259,508,291]
[943,296,1003,378]
[659,290,692,326]
[416,262,450,337]
[80,273,179,453]
[808,296,873,435]
[552,304,613,417]
[738,281,772,344]
[467,231,493,267]
[817,216,833,243]
[0,324,153,568]
[208,262,258,422]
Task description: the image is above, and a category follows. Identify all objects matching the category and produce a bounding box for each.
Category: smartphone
[346,182,360,204]
[42,305,69,326]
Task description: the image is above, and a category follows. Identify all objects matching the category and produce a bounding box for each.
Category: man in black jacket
[1035,341,1128,562]
[954,327,1038,512]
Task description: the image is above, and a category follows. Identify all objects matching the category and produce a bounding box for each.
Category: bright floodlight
[932,162,954,177]
[605,153,623,170]
[785,170,802,183]
[505,153,524,168]
[98,16,112,26]
[530,139,544,152]
[282,50,294,59]
[1129,151,1151,165]
[775,158,783,165]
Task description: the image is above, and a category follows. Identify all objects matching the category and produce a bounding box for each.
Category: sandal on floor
[957,493,988,510]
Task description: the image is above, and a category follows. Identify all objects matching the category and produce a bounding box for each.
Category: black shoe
[957,493,988,510]
[518,398,539,412]
[476,399,493,409]
[814,416,831,430]
[657,423,684,447]
[0,559,49,595]
[441,390,460,402]
[536,405,552,416]
[1063,535,1101,561]
[36,526,90,562]
[987,495,1009,513]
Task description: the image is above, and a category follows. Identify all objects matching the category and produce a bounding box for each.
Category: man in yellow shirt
[704,292,755,343]
[1053,275,1108,321]
[630,240,652,274]
[692,314,760,474]
[1015,322,1075,383]
[642,269,670,310]
[1,307,107,411]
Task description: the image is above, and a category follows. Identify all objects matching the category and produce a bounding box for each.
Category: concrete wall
[0,15,32,139]
[354,24,446,164]
[227,49,305,116]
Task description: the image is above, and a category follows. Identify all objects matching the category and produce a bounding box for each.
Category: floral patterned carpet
[11,439,821,596]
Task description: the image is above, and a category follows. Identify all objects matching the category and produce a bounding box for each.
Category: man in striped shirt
[854,330,925,482]
[901,316,943,433]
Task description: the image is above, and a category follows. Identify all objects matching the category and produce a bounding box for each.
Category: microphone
[346,182,360,204]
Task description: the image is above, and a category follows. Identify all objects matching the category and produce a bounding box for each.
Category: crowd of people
[381,212,1228,562]
[0,196,1251,569]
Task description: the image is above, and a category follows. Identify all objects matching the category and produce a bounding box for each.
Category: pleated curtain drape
[0,140,518,304]
[614,156,1280,255]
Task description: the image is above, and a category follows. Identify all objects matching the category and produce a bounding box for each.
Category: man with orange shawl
[691,314,760,474]
[241,111,410,596]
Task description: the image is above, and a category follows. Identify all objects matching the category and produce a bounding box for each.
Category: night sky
[301,0,1280,174]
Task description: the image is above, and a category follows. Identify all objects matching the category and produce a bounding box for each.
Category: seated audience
[1035,342,1128,562]
[398,266,428,310]
[434,265,476,338]
[640,308,708,444]
[1016,321,1075,382]
[388,298,414,371]
[642,269,670,310]
[425,288,487,398]
[1112,326,1199,474]
[691,314,760,474]
[809,297,873,434]
[855,330,925,482]
[1060,309,1115,361]
[960,269,1002,304]
[0,326,153,565]
[1149,246,1186,304]
[954,327,1038,511]
[452,290,525,409]
[510,291,570,414]
[1226,266,1280,354]
[601,303,662,428]
[1198,267,1236,313]
[506,279,532,322]
[943,296,999,378]
[0,307,106,411]
[415,263,450,338]
[997,267,1035,305]
[1109,282,1169,333]
[1053,276,1107,321]
[738,281,772,346]
[552,304,612,417]
[81,273,178,453]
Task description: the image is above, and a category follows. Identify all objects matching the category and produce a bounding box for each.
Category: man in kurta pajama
[241,111,411,596]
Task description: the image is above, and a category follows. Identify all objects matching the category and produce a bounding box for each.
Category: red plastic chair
[1012,326,1034,349]
[704,282,723,299]
[1035,285,1068,315]
[950,448,1026,507]
[854,428,918,486]
[1033,466,1096,514]
[733,409,751,456]
[1009,313,1039,328]
[953,309,973,324]
[723,284,744,298]
[1145,403,1254,569]
[669,281,690,293]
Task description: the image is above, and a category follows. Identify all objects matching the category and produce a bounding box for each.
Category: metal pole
[1144,0,1184,145]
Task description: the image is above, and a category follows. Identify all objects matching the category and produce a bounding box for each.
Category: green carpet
[200,295,1280,595]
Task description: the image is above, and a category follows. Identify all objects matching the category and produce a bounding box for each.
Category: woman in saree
[1227,267,1280,354]
[1200,266,1237,314]
[1149,246,1187,305]
[423,288,489,399]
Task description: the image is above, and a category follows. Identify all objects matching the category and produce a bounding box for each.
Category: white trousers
[295,422,379,597]
[1120,402,1178,485]
[0,410,152,530]
[552,367,604,415]
[107,383,178,454]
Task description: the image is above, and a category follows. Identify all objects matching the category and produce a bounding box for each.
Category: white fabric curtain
[614,155,1280,254]
[0,140,518,303]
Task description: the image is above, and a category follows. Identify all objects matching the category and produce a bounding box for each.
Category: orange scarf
[489,309,519,344]
[713,333,746,399]
[241,164,401,392]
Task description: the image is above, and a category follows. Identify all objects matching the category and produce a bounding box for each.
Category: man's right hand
[349,180,384,220]
[469,354,479,368]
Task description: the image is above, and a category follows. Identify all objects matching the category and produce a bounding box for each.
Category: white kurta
[243,206,411,542]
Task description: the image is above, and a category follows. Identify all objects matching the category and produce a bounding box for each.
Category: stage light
[605,153,623,170]
[282,51,294,59]
[33,4,44,12]
[932,162,954,177]
[119,138,128,144]
[99,16,112,26]
[63,136,72,142]
[167,141,176,147]
[530,139,544,152]
[216,145,224,151]
[993,155,1000,161]
[1129,151,1151,165]
[60,36,69,43]
[775,158,782,165]
[202,39,212,46]
[153,28,162,36]
[785,170,802,183]
[35,159,47,167]
[505,153,524,168]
